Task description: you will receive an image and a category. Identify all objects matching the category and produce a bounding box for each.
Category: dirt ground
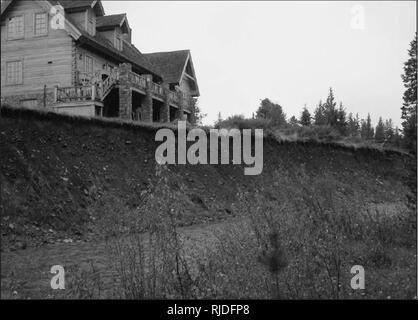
[1,218,237,299]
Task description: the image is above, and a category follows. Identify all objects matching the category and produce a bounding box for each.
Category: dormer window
[96,14,129,49]
[115,34,122,51]
[86,9,95,35]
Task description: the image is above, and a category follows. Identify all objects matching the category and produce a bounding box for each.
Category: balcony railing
[152,83,164,97]
[129,71,147,90]
[57,68,192,111]
[55,85,96,103]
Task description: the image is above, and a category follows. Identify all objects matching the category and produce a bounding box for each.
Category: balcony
[54,67,193,117]
[55,85,96,103]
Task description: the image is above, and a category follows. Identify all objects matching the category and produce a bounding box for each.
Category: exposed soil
[0,108,416,298]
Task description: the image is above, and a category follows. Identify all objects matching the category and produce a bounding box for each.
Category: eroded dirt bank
[0,108,415,250]
[0,108,416,299]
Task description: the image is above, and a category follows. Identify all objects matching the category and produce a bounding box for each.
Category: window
[115,35,122,51]
[7,16,24,39]
[34,13,48,36]
[86,9,95,35]
[6,60,23,85]
[85,55,94,74]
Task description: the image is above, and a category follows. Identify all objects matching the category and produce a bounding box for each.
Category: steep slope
[0,107,415,251]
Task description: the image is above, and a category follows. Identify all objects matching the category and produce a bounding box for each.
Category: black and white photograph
[0,0,416,308]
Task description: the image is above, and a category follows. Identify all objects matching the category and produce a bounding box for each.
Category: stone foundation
[1,89,55,109]
[118,63,133,119]
[142,75,153,122]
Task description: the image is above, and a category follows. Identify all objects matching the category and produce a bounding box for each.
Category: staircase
[97,70,119,101]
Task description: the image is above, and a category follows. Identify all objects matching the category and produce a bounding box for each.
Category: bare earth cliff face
[0,107,416,299]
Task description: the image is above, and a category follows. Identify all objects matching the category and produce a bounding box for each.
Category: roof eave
[78,36,163,81]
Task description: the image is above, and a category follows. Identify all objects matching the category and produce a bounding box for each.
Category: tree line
[215,33,416,152]
[292,87,403,145]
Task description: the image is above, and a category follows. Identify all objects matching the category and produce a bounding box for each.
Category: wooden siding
[76,46,118,77]
[68,11,86,32]
[179,76,194,96]
[1,0,73,95]
[98,29,115,47]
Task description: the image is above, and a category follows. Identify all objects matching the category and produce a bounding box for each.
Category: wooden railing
[97,70,119,99]
[77,72,92,86]
[168,91,180,105]
[152,83,164,97]
[129,71,147,90]
[55,85,95,103]
[56,68,192,109]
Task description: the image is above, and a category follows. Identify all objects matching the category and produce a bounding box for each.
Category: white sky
[103,1,416,126]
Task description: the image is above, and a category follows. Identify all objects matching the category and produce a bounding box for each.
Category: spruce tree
[314,100,326,125]
[336,102,348,135]
[374,117,385,143]
[323,87,337,126]
[300,106,311,126]
[401,33,417,151]
[384,119,394,142]
[355,113,361,133]
[347,113,354,136]
[347,112,360,137]
[289,116,299,126]
[360,114,374,140]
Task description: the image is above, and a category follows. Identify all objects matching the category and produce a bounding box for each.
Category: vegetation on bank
[214,33,417,154]
[60,165,416,299]
[0,104,411,157]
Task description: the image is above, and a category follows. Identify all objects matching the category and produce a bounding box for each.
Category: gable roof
[73,19,161,79]
[96,14,126,29]
[59,0,95,9]
[1,0,199,88]
[1,0,160,79]
[1,0,105,16]
[56,0,104,15]
[1,0,13,15]
[143,50,190,84]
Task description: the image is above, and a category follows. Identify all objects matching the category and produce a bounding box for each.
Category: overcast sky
[103,1,416,126]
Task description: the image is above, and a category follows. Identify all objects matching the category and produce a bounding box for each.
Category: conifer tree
[314,100,326,125]
[323,87,338,126]
[336,102,347,135]
[374,117,385,142]
[300,106,311,126]
[401,33,417,151]
[361,114,374,140]
[289,116,299,126]
[347,113,360,137]
[384,119,394,142]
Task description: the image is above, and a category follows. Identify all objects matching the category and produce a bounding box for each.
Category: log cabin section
[0,0,200,123]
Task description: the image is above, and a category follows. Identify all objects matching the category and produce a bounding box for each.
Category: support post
[161,83,170,123]
[54,86,58,103]
[118,63,133,120]
[177,89,185,121]
[142,75,153,122]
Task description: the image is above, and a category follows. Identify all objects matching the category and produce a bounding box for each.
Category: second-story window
[35,13,48,36]
[115,34,122,51]
[86,10,95,35]
[7,16,24,40]
[6,60,23,85]
[85,55,94,74]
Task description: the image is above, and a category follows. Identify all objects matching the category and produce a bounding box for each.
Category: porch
[53,63,194,123]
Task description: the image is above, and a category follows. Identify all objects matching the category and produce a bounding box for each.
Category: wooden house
[0,0,200,123]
